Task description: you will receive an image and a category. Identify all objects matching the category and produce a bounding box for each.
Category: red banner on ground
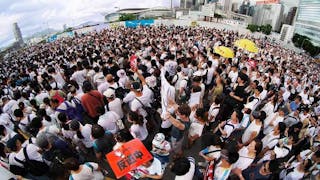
[106,139,153,179]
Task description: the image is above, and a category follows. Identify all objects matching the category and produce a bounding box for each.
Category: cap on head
[103,88,115,98]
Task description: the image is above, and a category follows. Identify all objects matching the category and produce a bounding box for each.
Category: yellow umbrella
[214,46,234,58]
[234,39,259,53]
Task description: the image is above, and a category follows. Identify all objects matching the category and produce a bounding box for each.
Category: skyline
[0,0,299,48]
[0,0,180,48]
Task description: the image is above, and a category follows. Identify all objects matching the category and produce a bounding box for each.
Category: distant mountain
[25,28,59,40]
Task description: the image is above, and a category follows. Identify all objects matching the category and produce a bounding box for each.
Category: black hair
[178,104,191,117]
[0,125,6,136]
[64,157,80,171]
[91,124,105,139]
[128,111,144,126]
[269,160,280,173]
[14,109,23,118]
[0,143,6,158]
[115,129,134,143]
[171,157,191,176]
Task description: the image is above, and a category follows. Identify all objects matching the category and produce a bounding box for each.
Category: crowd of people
[0,25,319,180]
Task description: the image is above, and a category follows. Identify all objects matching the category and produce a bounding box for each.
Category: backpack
[109,82,127,99]
[15,146,49,176]
[70,97,85,122]
[181,78,192,101]
[56,101,82,122]
[135,98,161,134]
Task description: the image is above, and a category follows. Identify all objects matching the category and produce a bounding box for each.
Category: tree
[119,14,137,21]
[247,24,259,33]
[292,33,320,57]
[260,24,272,35]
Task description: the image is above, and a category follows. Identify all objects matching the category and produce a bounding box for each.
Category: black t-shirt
[234,85,246,103]
[171,119,190,141]
[93,132,116,154]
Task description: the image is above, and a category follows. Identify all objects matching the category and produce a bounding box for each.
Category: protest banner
[106,139,152,179]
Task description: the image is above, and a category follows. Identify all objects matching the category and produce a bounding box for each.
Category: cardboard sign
[106,139,152,179]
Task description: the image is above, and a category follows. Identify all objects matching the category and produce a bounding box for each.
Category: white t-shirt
[208,104,220,122]
[214,162,232,180]
[130,85,153,117]
[97,111,120,134]
[14,144,43,167]
[71,70,87,88]
[139,158,163,177]
[264,114,284,135]
[228,70,238,84]
[19,114,37,132]
[52,72,65,86]
[189,121,204,137]
[242,120,261,144]
[74,124,93,148]
[164,60,178,76]
[130,120,148,141]
[37,125,60,136]
[262,132,279,149]
[233,146,255,170]
[107,98,124,119]
[206,67,215,85]
[223,120,239,138]
[97,82,110,94]
[93,72,105,87]
[70,162,103,180]
[123,91,136,104]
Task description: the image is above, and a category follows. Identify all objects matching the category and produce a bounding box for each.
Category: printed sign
[106,139,153,179]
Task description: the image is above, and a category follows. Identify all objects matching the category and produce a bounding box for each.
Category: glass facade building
[295,0,320,45]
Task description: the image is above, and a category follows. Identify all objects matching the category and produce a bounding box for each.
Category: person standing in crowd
[164,103,191,157]
[81,81,104,123]
[0,24,319,180]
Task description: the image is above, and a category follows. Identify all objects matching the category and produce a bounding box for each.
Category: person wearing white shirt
[70,120,93,148]
[228,65,239,85]
[13,144,45,167]
[70,68,87,89]
[232,140,261,171]
[205,61,215,87]
[208,96,222,125]
[138,157,163,179]
[97,110,120,134]
[128,112,148,141]
[264,108,285,135]
[242,111,265,146]
[129,70,153,118]
[13,109,36,132]
[97,74,111,94]
[215,111,240,140]
[104,89,124,119]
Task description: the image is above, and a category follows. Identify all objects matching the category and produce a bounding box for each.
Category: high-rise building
[13,22,24,45]
[232,3,239,12]
[223,0,232,12]
[253,3,284,31]
[180,0,205,10]
[284,7,297,25]
[239,0,254,16]
[294,0,320,45]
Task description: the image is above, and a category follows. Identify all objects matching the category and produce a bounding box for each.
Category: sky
[0,0,298,48]
[0,0,180,48]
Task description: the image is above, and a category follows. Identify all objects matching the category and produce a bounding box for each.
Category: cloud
[0,0,180,48]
